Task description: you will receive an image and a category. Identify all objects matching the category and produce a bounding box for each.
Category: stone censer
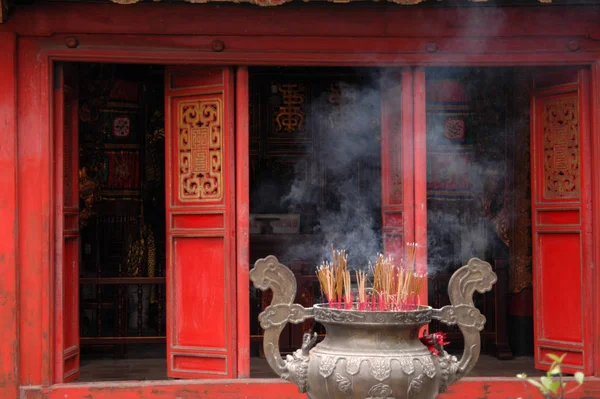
[250,255,497,399]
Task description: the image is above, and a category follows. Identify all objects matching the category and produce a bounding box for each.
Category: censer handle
[432,258,497,381]
[249,256,314,388]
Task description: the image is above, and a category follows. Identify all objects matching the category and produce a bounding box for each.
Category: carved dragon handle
[249,256,315,392]
[431,258,497,387]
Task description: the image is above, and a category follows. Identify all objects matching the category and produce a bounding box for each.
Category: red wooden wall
[1,3,600,398]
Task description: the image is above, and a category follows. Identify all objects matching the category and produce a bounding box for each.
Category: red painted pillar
[0,31,19,398]
[413,67,427,306]
[592,61,600,378]
[236,66,250,378]
[18,37,51,386]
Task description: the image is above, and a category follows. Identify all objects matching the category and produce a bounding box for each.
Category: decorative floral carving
[178,99,223,202]
[346,356,362,375]
[335,373,353,395]
[367,383,395,399]
[319,355,339,378]
[399,357,415,375]
[542,96,580,199]
[416,356,436,379]
[370,357,392,381]
[274,84,305,133]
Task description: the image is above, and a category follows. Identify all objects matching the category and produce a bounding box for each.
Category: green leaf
[549,365,561,376]
[548,381,561,394]
[546,354,563,363]
[574,372,584,385]
[541,376,554,391]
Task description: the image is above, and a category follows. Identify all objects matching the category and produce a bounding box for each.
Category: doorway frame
[8,6,600,395]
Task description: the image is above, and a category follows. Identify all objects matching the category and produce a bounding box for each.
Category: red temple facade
[1,1,600,398]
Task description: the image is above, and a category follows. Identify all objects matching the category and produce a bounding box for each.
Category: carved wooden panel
[541,96,580,200]
[178,98,223,202]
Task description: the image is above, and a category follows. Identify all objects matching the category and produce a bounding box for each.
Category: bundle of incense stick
[316,244,427,311]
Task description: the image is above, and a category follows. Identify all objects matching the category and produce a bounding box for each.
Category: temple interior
[72,63,538,381]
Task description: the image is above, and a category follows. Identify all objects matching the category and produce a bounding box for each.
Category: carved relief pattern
[313,307,367,323]
[335,373,353,395]
[319,355,338,378]
[443,118,466,141]
[274,84,305,133]
[542,96,580,199]
[317,354,439,384]
[367,383,395,399]
[432,305,486,331]
[437,351,459,393]
[178,99,223,202]
[313,307,431,325]
[399,357,415,375]
[416,356,436,379]
[392,310,432,324]
[258,303,313,329]
[346,357,362,375]
[370,357,392,381]
[407,372,425,399]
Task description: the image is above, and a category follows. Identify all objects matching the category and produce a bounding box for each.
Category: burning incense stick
[315,242,426,311]
[356,270,367,310]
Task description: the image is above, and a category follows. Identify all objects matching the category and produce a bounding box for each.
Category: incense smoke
[251,67,526,276]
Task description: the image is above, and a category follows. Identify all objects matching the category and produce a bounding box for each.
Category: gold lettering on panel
[274,84,305,133]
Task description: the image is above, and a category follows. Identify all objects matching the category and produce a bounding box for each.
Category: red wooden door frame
[53,63,81,383]
[10,28,600,395]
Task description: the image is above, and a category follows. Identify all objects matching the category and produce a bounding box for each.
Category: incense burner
[250,256,497,399]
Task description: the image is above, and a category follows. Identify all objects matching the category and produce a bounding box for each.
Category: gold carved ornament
[274,84,305,133]
[178,99,223,202]
[542,96,580,200]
